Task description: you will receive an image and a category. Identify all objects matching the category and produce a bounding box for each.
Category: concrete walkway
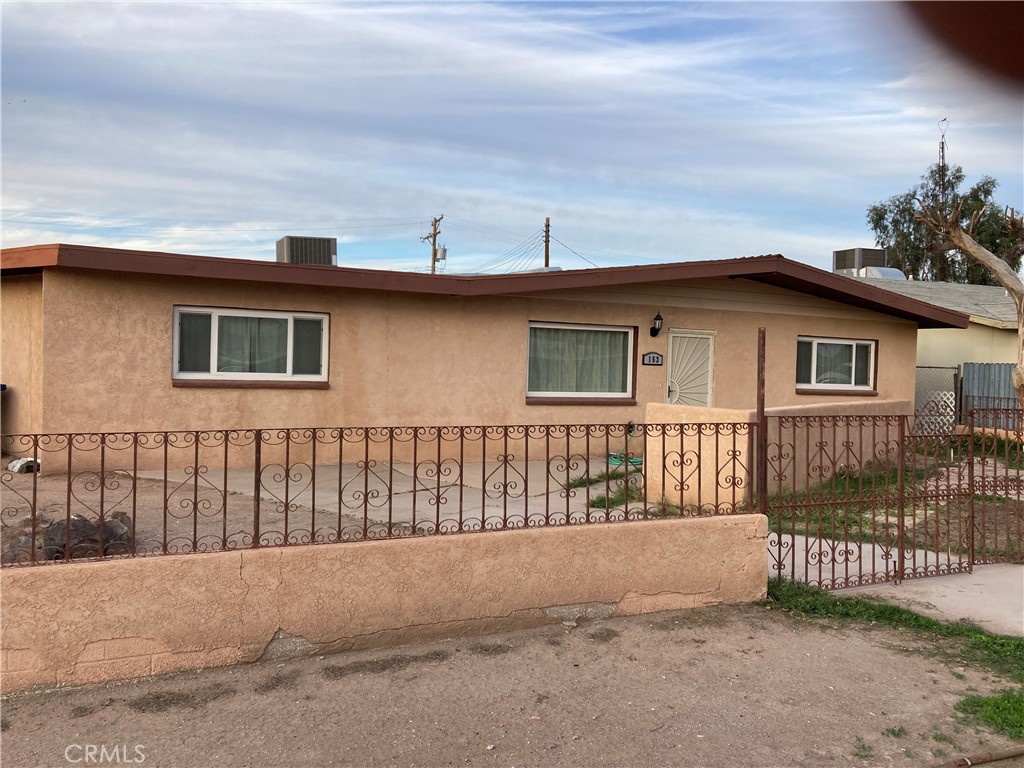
[839,563,1024,637]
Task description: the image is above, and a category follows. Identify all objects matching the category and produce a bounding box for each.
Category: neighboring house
[856,277,1017,368]
[0,244,966,436]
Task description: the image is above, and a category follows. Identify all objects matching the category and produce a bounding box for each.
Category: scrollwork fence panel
[1,420,754,566]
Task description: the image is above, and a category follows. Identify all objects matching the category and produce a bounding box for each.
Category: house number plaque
[642,352,663,366]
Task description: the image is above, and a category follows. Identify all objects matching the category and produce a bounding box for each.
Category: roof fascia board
[0,243,968,329]
[968,315,1018,330]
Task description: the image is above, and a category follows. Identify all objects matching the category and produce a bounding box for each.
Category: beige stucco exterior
[0,514,767,692]
[917,323,1017,367]
[1,268,920,437]
[0,275,43,434]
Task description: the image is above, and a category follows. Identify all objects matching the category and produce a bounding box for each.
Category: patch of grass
[588,483,644,509]
[766,580,1024,684]
[852,736,874,759]
[953,433,1024,470]
[955,689,1024,741]
[928,727,960,750]
[883,725,907,738]
[564,468,626,490]
[766,459,946,543]
[932,747,949,758]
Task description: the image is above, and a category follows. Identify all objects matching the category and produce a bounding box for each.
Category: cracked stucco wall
[1,515,768,693]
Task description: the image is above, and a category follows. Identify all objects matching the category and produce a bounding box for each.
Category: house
[856,277,1017,368]
[0,243,967,439]
[855,276,1019,422]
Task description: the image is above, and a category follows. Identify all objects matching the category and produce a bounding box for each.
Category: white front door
[667,332,714,406]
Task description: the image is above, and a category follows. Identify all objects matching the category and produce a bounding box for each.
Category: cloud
[2,2,1021,271]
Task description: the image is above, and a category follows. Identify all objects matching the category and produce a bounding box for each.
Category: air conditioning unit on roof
[833,247,886,274]
[276,236,337,266]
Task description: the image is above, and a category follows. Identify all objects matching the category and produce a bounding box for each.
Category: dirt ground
[2,604,1022,768]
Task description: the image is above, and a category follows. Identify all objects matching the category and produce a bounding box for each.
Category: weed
[932,747,949,758]
[588,483,643,509]
[951,670,966,680]
[564,469,626,490]
[766,580,1024,683]
[852,736,874,759]
[902,747,914,758]
[929,728,960,750]
[883,725,907,738]
[955,688,1024,741]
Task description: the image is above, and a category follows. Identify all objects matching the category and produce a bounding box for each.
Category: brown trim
[172,380,330,390]
[0,243,970,329]
[173,302,331,317]
[795,388,878,397]
[526,397,637,406]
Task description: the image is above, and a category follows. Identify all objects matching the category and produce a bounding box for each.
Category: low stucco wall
[1,515,768,693]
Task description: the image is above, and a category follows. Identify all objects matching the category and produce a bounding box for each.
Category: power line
[550,235,599,267]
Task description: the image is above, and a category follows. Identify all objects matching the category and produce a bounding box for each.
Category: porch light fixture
[650,312,664,337]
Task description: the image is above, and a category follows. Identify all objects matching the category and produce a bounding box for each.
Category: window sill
[173,379,329,390]
[527,397,637,406]
[795,387,877,397]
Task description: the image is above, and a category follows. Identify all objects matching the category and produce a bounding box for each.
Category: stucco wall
[917,323,1017,367]
[1,514,768,693]
[23,269,919,435]
[0,275,43,434]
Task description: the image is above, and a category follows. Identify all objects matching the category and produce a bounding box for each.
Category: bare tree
[916,202,1024,407]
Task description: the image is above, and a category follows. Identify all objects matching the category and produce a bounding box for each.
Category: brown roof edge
[0,243,968,329]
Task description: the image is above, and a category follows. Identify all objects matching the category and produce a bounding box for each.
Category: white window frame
[796,336,875,391]
[526,322,635,399]
[173,306,329,382]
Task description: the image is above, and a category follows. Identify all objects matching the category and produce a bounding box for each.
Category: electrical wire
[550,235,599,267]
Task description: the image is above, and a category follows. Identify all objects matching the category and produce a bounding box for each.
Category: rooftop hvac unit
[276,236,337,266]
[833,247,886,273]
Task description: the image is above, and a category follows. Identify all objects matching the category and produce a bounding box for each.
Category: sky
[2,1,1022,274]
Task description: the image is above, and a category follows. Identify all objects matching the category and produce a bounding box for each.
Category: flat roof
[1,242,969,329]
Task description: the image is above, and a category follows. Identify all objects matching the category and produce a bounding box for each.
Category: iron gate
[764,411,1024,589]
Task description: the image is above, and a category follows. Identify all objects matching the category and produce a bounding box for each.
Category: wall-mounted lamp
[650,312,664,337]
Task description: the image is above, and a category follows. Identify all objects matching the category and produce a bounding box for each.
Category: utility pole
[544,217,550,268]
[421,214,444,274]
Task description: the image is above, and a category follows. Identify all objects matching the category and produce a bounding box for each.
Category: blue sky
[2,1,1021,273]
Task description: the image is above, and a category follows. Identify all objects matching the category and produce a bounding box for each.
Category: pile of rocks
[2,511,134,564]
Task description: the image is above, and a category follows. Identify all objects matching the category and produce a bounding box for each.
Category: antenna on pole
[938,117,949,212]
[421,215,444,275]
[544,217,550,268]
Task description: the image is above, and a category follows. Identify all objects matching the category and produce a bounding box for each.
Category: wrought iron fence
[963,396,1020,430]
[766,410,1024,589]
[965,408,1024,565]
[3,413,1020,579]
[0,422,754,566]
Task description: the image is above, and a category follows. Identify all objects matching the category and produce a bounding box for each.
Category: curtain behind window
[217,317,288,373]
[529,327,628,394]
